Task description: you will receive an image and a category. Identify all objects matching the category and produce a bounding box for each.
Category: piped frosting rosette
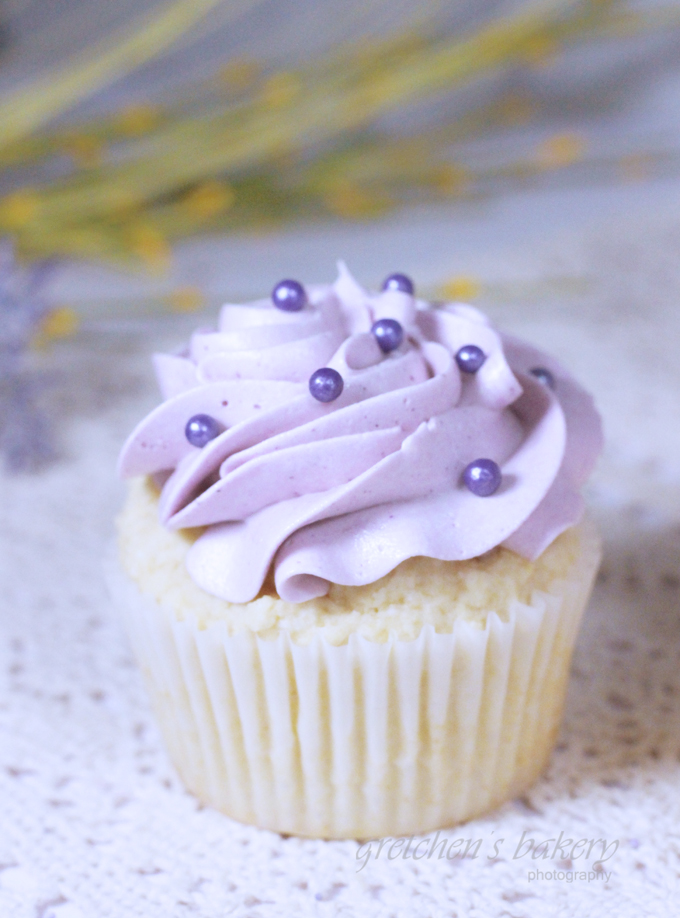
[118,264,602,603]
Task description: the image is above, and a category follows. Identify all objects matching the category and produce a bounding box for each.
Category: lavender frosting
[118,263,603,603]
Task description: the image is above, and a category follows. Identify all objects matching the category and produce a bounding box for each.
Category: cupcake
[110,264,603,839]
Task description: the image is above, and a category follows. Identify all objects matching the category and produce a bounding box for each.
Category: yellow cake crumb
[116,476,592,646]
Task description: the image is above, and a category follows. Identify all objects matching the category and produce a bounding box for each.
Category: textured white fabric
[2,208,680,918]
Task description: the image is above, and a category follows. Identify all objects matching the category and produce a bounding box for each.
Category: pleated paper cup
[106,518,600,840]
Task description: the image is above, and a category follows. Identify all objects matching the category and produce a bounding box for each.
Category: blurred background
[1,0,680,470]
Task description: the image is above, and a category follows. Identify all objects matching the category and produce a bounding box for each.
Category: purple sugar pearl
[382,273,414,295]
[455,344,486,373]
[530,366,556,389]
[185,414,223,448]
[272,279,307,311]
[463,458,501,497]
[371,318,404,353]
[309,367,344,402]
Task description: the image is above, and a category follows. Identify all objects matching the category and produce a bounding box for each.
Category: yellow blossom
[521,33,559,68]
[62,133,103,167]
[104,188,139,218]
[431,163,472,195]
[167,286,204,313]
[128,222,171,273]
[116,105,160,136]
[183,181,235,218]
[259,72,301,109]
[323,181,391,219]
[441,275,481,301]
[536,133,586,169]
[33,306,80,347]
[0,190,40,228]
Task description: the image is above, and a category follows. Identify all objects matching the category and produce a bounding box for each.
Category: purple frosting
[118,263,603,603]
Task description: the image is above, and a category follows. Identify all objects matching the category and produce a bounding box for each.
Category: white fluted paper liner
[106,524,600,839]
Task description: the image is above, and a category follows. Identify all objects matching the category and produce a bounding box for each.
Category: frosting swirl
[118,263,602,603]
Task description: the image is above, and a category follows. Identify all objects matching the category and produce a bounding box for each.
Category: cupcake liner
[106,521,601,839]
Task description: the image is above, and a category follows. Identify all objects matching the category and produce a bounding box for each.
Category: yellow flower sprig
[0,0,252,151]
[21,138,677,273]
[0,105,164,168]
[0,0,677,269]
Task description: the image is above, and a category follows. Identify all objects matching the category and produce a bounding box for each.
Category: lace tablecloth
[2,193,680,918]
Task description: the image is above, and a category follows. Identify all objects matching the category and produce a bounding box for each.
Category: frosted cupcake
[111,264,603,839]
